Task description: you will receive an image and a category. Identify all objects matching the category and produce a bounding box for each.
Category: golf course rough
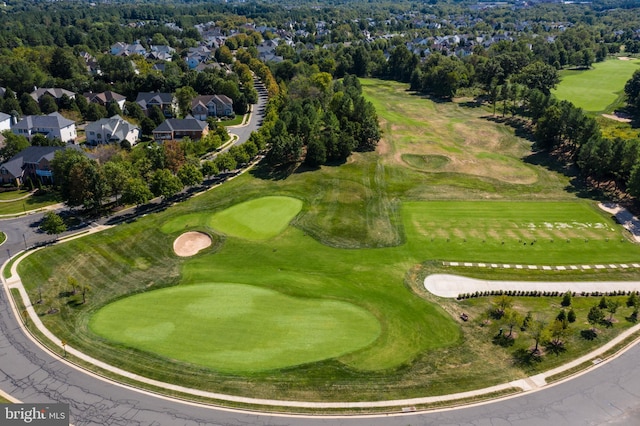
[89,283,381,372]
[161,196,303,240]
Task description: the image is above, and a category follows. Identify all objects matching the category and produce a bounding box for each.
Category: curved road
[2,90,640,424]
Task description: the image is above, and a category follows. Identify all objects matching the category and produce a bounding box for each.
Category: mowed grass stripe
[402,201,640,264]
[89,283,381,372]
[553,58,640,112]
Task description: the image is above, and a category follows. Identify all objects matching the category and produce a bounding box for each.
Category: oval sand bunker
[173,231,212,257]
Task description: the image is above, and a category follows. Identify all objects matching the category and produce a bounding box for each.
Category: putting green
[89,283,381,372]
[161,196,302,240]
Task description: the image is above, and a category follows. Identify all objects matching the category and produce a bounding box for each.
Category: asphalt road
[2,87,640,424]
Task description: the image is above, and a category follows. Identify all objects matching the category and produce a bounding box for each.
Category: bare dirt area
[173,231,212,257]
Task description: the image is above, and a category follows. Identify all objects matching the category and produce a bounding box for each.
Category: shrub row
[457,290,639,300]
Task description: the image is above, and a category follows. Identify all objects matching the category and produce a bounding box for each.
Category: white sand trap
[173,231,212,257]
[599,202,640,243]
[602,113,632,123]
[618,56,632,61]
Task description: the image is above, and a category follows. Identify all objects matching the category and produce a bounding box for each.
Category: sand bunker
[602,113,632,123]
[173,231,212,257]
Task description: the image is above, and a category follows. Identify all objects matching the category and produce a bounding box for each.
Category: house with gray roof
[85,115,140,146]
[83,91,126,111]
[191,95,234,120]
[135,92,176,118]
[0,145,79,185]
[30,88,76,103]
[11,112,77,143]
[152,116,208,141]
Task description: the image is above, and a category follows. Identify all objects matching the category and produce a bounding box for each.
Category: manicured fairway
[161,196,302,240]
[90,283,381,372]
[403,201,640,264]
[553,58,640,112]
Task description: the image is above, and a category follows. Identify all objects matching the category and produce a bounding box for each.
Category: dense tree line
[49,130,266,212]
[263,72,380,168]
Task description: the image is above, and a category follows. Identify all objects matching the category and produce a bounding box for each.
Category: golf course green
[89,283,381,372]
[161,195,303,240]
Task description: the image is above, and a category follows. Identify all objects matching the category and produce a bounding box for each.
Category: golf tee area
[10,79,640,411]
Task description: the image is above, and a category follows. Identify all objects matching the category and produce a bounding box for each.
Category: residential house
[79,51,101,75]
[147,45,175,61]
[135,92,176,117]
[110,41,146,56]
[83,91,126,112]
[85,115,140,146]
[152,116,208,141]
[0,112,12,131]
[0,145,80,185]
[190,95,234,120]
[30,88,76,104]
[11,112,77,143]
[185,46,212,70]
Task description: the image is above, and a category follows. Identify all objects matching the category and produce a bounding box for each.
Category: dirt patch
[618,56,632,61]
[173,231,212,257]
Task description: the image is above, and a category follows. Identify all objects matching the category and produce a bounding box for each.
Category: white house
[11,112,76,143]
[85,115,140,146]
[0,112,12,131]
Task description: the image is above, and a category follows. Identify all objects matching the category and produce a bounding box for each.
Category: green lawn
[0,190,30,201]
[0,192,59,215]
[553,58,640,112]
[90,282,381,372]
[15,79,640,404]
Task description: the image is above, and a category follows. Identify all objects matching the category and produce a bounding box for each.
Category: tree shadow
[580,328,598,340]
[492,334,515,347]
[250,161,297,181]
[545,341,566,356]
[513,348,543,366]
